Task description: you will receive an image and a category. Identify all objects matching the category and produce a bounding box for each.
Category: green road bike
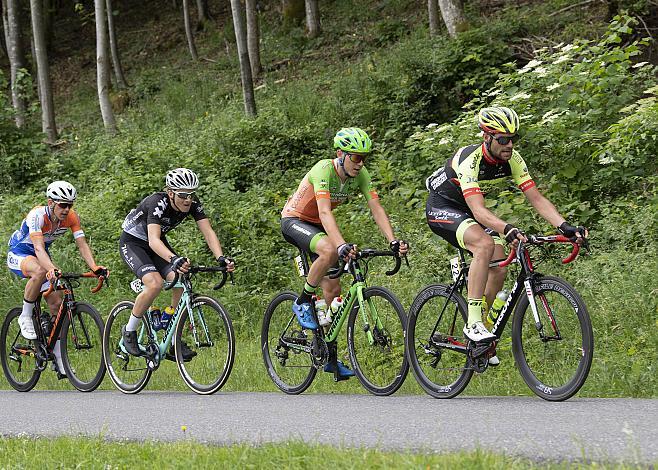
[102,265,235,395]
[262,248,409,396]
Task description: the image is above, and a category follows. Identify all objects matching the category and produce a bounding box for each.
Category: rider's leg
[18,257,49,339]
[484,243,507,314]
[302,236,338,303]
[319,277,341,303]
[130,271,163,325]
[462,225,496,341]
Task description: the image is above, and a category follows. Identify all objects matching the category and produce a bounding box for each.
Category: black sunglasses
[173,190,196,200]
[345,152,368,164]
[489,133,519,145]
[55,202,74,209]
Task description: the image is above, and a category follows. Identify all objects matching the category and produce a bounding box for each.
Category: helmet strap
[336,152,352,179]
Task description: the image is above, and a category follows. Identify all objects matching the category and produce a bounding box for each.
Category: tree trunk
[30,0,57,143]
[42,0,54,50]
[428,0,440,37]
[183,0,198,60]
[281,0,304,26]
[1,1,9,59]
[94,0,117,135]
[304,0,320,38]
[437,0,467,38]
[245,0,261,78]
[4,0,27,127]
[105,0,127,88]
[195,0,209,30]
[230,0,256,117]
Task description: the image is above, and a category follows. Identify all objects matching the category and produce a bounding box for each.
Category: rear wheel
[176,296,235,395]
[512,276,593,401]
[261,291,316,394]
[61,302,106,392]
[406,284,472,399]
[0,308,40,392]
[102,301,152,394]
[347,286,408,396]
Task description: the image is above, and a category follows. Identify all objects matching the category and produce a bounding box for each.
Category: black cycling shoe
[166,340,197,362]
[121,326,144,357]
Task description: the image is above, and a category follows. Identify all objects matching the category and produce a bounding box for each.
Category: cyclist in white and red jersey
[425,107,587,362]
[7,181,108,350]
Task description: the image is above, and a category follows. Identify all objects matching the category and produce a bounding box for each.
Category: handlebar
[498,234,585,268]
[43,270,108,297]
[328,249,405,279]
[165,265,233,291]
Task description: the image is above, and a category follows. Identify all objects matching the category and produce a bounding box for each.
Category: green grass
[0,436,648,469]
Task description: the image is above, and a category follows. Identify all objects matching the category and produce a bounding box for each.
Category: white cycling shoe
[488,355,500,366]
[18,315,37,340]
[463,321,495,343]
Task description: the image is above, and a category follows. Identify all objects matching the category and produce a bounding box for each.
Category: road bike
[405,234,593,401]
[102,265,234,395]
[262,247,408,396]
[1,271,107,392]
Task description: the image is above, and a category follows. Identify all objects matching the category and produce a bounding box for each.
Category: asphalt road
[0,391,655,464]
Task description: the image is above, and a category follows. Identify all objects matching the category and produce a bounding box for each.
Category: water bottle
[329,296,343,319]
[150,307,162,331]
[315,298,329,326]
[40,312,52,336]
[485,289,509,328]
[160,306,175,329]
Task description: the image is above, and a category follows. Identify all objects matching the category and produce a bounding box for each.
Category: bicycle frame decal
[324,282,361,342]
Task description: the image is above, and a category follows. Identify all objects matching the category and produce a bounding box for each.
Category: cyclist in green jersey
[425,107,587,361]
[281,127,409,377]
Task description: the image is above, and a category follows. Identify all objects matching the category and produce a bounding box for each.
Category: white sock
[126,313,142,332]
[21,300,34,319]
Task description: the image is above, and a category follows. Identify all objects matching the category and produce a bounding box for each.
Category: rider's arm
[367,198,395,242]
[74,237,101,271]
[196,218,225,260]
[523,186,565,228]
[317,197,347,247]
[32,236,57,273]
[465,194,509,235]
[147,223,177,261]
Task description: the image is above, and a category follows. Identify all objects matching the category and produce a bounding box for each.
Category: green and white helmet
[333,127,372,154]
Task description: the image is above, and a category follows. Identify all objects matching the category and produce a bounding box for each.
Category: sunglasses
[55,202,74,209]
[489,133,519,145]
[345,152,368,164]
[173,190,196,200]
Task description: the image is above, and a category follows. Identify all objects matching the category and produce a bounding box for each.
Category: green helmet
[333,127,372,153]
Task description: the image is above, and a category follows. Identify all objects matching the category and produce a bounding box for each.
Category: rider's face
[168,189,194,212]
[487,133,516,161]
[49,200,72,221]
[340,150,366,177]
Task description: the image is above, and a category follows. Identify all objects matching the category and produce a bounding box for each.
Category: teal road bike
[102,265,235,395]
[262,248,409,396]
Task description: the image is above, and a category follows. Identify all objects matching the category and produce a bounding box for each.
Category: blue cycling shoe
[292,301,318,330]
[324,360,355,378]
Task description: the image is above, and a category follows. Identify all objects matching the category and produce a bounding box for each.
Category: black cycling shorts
[426,200,503,250]
[119,231,177,279]
[280,217,328,261]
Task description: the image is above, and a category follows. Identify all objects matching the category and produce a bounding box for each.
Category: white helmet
[46,181,77,203]
[165,168,199,190]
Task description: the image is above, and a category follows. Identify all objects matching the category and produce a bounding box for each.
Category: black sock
[298,281,317,305]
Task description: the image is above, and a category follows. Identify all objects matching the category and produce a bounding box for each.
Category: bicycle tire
[60,302,106,392]
[406,284,473,399]
[176,295,235,395]
[102,301,152,394]
[512,275,593,401]
[261,291,316,394]
[347,286,408,396]
[0,308,41,392]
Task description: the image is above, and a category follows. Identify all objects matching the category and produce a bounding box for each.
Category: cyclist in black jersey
[119,168,235,358]
[425,107,587,358]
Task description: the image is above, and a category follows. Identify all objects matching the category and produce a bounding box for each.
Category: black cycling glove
[558,222,587,238]
[503,224,523,244]
[170,255,188,272]
[389,239,408,254]
[337,243,355,260]
[216,255,235,267]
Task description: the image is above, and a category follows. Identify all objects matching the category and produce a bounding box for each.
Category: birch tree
[438,0,467,38]
[3,0,27,127]
[183,0,198,60]
[230,0,256,117]
[195,0,209,30]
[105,0,127,88]
[304,0,320,38]
[30,0,57,143]
[94,0,117,134]
[245,0,261,77]
[428,0,440,37]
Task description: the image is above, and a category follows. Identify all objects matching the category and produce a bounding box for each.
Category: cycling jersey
[8,206,85,256]
[282,159,378,224]
[121,192,207,241]
[426,143,535,211]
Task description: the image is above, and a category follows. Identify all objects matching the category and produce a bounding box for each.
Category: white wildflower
[424,137,435,142]
[599,155,616,165]
[426,123,438,128]
[546,83,561,91]
[520,59,543,73]
[632,62,649,68]
[553,55,570,65]
[434,124,451,133]
[533,66,548,77]
[439,137,451,145]
[510,92,532,101]
[561,43,577,52]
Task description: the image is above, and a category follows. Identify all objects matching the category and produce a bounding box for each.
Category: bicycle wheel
[0,308,40,392]
[406,284,473,399]
[512,275,593,401]
[60,302,106,392]
[175,295,235,395]
[102,301,152,394]
[347,286,408,396]
[261,291,316,394]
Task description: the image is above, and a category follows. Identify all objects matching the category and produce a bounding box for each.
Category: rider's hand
[337,243,357,261]
[390,239,409,256]
[46,268,60,282]
[504,224,527,246]
[93,265,109,278]
[217,255,236,273]
[558,222,588,244]
[170,255,190,274]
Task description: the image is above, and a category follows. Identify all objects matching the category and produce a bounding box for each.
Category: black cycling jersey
[121,192,207,241]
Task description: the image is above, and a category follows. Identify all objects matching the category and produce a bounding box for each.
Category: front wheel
[512,275,593,401]
[176,296,235,395]
[347,286,408,396]
[0,308,41,392]
[261,291,316,394]
[406,284,473,399]
[102,301,152,394]
[61,302,106,392]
